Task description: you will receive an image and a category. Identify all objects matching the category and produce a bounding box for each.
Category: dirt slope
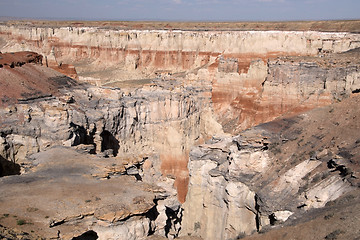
[0,51,81,106]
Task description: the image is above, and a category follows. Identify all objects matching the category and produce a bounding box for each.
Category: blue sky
[0,0,359,21]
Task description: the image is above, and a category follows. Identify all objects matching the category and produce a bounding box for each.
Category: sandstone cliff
[181,93,360,240]
[0,68,220,202]
[0,52,222,239]
[217,49,360,133]
[1,24,360,133]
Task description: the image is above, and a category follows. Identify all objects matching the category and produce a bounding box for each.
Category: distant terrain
[1,19,360,32]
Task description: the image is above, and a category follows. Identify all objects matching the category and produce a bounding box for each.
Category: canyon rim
[0,20,360,240]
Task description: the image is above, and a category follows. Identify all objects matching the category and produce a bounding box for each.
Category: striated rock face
[1,25,360,132]
[214,49,360,133]
[0,54,223,239]
[181,94,360,240]
[181,135,265,239]
[0,62,221,204]
[181,136,259,239]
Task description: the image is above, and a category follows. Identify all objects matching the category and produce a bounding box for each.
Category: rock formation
[0,51,79,107]
[181,93,360,239]
[221,49,360,133]
[0,146,165,239]
[1,24,360,134]
[0,21,360,239]
[0,50,222,238]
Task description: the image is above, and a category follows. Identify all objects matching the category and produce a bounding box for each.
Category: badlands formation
[0,20,359,239]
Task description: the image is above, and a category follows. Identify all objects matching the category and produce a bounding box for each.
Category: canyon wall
[0,74,221,203]
[0,54,224,238]
[181,93,360,239]
[1,25,360,133]
[1,24,360,239]
[221,52,360,133]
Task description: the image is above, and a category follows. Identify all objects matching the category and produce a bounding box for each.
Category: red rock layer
[49,62,78,80]
[160,153,190,203]
[0,51,42,67]
[0,52,78,106]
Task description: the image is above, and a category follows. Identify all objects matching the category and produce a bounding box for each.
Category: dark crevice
[269,213,277,225]
[125,157,147,181]
[254,194,261,232]
[0,155,21,177]
[49,219,65,228]
[297,203,307,209]
[164,206,182,238]
[352,89,360,94]
[327,159,351,177]
[261,77,267,87]
[69,122,94,148]
[146,202,160,236]
[114,199,160,231]
[134,174,143,181]
[164,207,174,237]
[71,230,98,240]
[100,130,119,157]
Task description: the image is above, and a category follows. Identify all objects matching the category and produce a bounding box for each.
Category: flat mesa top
[1,20,360,32]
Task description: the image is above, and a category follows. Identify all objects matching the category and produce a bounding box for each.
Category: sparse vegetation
[325,229,344,240]
[16,219,26,225]
[26,207,39,212]
[269,142,282,154]
[313,133,325,140]
[194,222,201,231]
[5,20,360,32]
[324,213,334,220]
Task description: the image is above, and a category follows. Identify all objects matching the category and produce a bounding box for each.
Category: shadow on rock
[0,155,20,177]
[71,230,98,240]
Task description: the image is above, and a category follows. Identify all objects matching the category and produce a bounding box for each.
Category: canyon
[0,20,359,239]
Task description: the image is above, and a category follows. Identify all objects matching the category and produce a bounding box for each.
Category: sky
[0,0,359,22]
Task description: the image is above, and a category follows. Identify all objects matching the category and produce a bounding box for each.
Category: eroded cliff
[1,24,360,134]
[0,52,223,239]
[0,22,360,240]
[181,93,360,239]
